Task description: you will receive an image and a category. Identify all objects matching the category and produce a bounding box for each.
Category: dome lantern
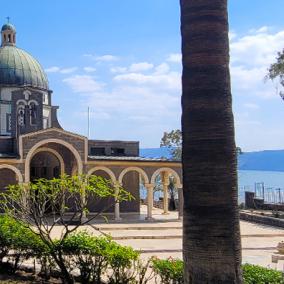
[0,19,49,90]
[1,17,16,47]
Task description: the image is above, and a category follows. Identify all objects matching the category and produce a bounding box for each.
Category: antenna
[88,107,91,139]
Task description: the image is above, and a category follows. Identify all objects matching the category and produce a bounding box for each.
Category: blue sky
[3,0,284,151]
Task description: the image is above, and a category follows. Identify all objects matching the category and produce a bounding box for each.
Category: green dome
[0,45,49,90]
[1,23,16,32]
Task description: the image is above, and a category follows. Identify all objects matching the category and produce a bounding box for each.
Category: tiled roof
[88,155,172,162]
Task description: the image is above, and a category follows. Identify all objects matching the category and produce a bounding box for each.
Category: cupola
[1,18,16,46]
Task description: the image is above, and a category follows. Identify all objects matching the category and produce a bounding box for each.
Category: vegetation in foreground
[0,215,283,283]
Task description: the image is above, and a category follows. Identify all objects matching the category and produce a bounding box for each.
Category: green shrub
[243,263,284,284]
[105,240,140,284]
[60,231,141,284]
[152,257,184,284]
[0,215,47,272]
[60,231,111,283]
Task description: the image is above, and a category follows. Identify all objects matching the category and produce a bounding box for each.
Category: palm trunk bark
[180,0,242,283]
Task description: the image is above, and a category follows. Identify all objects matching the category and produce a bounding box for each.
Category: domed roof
[0,45,49,90]
[1,23,16,32]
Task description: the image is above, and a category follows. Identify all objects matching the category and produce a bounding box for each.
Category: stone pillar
[161,172,169,214]
[178,187,184,220]
[145,183,154,220]
[81,179,88,222]
[114,182,121,221]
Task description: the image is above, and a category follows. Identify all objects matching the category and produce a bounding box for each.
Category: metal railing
[239,182,284,204]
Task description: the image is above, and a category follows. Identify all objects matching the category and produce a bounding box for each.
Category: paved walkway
[50,206,284,271]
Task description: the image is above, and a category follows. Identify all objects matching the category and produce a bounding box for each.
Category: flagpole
[88,107,90,139]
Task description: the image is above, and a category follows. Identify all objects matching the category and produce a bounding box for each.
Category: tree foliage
[160,129,182,160]
[267,49,284,86]
[266,49,284,100]
[0,174,133,284]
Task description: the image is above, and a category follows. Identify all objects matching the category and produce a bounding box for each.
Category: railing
[239,182,284,204]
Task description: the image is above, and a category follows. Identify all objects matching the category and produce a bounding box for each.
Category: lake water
[141,170,284,203]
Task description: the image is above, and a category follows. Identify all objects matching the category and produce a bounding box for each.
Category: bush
[60,231,141,284]
[0,215,47,272]
[60,231,111,283]
[242,263,284,284]
[106,241,140,284]
[152,257,184,284]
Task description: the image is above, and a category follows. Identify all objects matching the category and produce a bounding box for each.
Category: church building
[0,22,182,220]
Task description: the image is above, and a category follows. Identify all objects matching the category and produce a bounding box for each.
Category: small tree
[160,129,182,161]
[0,174,132,284]
[266,49,284,100]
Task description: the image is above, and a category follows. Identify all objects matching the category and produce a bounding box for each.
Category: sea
[140,170,284,203]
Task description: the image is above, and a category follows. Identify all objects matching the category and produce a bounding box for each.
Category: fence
[239,182,284,204]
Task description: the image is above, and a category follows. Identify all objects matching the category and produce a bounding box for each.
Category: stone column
[145,183,154,220]
[161,172,169,214]
[178,187,184,220]
[81,178,88,222]
[114,182,121,221]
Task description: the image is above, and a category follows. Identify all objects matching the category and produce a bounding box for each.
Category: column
[114,181,121,221]
[81,179,88,222]
[178,187,184,220]
[161,172,169,214]
[145,183,154,220]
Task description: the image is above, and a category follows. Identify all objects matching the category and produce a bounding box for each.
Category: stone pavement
[50,205,284,271]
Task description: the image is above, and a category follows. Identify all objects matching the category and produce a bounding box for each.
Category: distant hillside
[140,148,284,172]
[238,150,284,172]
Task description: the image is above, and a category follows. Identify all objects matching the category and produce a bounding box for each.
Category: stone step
[97,226,182,231]
[112,235,182,240]
[276,259,284,271]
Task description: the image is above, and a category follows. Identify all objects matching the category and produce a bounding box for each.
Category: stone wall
[21,129,86,162]
[88,140,139,156]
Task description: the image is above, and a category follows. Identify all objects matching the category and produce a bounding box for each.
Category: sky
[2,0,284,151]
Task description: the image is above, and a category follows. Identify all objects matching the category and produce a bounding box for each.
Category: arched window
[29,102,37,125]
[17,105,25,126]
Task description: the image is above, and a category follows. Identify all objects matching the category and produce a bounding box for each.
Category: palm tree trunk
[180,0,242,283]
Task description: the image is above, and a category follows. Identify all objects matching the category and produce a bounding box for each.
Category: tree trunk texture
[180,0,242,283]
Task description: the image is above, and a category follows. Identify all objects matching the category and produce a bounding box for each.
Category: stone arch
[151,167,182,187]
[24,139,83,182]
[32,147,65,176]
[0,164,23,183]
[118,167,149,184]
[87,166,116,183]
[16,99,28,106]
[28,99,39,106]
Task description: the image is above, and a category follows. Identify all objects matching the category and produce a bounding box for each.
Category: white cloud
[113,71,181,91]
[129,62,154,72]
[84,54,119,62]
[63,75,103,93]
[45,66,60,73]
[230,29,284,67]
[60,67,78,74]
[243,103,260,110]
[84,67,96,73]
[230,28,284,99]
[62,61,181,142]
[154,63,170,75]
[110,66,127,73]
[45,66,77,74]
[166,53,181,63]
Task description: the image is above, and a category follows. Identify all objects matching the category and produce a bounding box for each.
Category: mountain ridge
[140,148,284,172]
